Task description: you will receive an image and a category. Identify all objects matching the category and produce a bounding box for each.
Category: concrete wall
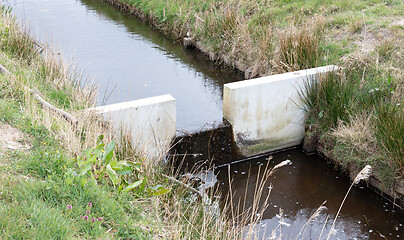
[223,65,337,157]
[92,94,176,159]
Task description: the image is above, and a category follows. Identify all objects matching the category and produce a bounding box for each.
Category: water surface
[8,0,243,131]
[216,149,404,239]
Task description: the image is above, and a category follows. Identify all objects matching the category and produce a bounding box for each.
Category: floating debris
[278,220,290,227]
[272,160,292,171]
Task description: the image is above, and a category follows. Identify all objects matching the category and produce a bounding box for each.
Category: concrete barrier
[223,65,337,157]
[92,94,176,159]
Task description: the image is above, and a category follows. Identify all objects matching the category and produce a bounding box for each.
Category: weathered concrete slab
[223,65,337,157]
[92,95,176,159]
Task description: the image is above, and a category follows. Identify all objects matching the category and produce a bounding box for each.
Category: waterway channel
[7,0,404,239]
[7,0,243,131]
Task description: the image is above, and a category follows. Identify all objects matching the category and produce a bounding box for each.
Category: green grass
[0,199,75,239]
[0,96,150,239]
[0,10,153,239]
[0,177,149,239]
[0,15,93,111]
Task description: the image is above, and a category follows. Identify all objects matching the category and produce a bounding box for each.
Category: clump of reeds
[277,19,323,72]
[300,70,355,131]
[375,104,404,170]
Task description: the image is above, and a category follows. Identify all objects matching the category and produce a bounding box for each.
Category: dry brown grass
[349,19,364,34]
[332,114,379,155]
[276,19,324,72]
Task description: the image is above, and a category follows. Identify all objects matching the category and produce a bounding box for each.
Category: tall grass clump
[302,63,396,130]
[0,15,38,63]
[0,12,95,110]
[300,70,355,131]
[278,20,323,72]
[375,104,404,170]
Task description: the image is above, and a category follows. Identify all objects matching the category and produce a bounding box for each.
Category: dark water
[215,149,404,239]
[7,0,243,131]
[170,121,242,171]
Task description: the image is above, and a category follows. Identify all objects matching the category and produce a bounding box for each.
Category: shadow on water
[169,120,243,172]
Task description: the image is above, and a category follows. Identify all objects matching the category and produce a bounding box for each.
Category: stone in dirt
[395,179,404,196]
[302,134,317,154]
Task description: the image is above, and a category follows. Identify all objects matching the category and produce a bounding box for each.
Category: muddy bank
[303,129,404,209]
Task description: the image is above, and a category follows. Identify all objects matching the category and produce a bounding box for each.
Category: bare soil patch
[391,18,404,27]
[0,122,31,154]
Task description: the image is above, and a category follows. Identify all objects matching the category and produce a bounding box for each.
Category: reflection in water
[8,0,243,131]
[251,211,364,240]
[215,149,404,239]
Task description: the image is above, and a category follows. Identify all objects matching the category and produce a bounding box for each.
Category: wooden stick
[162,174,201,196]
[0,62,79,127]
[0,63,10,75]
[0,64,79,131]
[27,88,78,126]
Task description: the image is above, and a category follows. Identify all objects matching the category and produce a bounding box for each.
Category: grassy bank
[301,51,403,197]
[101,0,404,200]
[105,0,403,78]
[0,9,263,239]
